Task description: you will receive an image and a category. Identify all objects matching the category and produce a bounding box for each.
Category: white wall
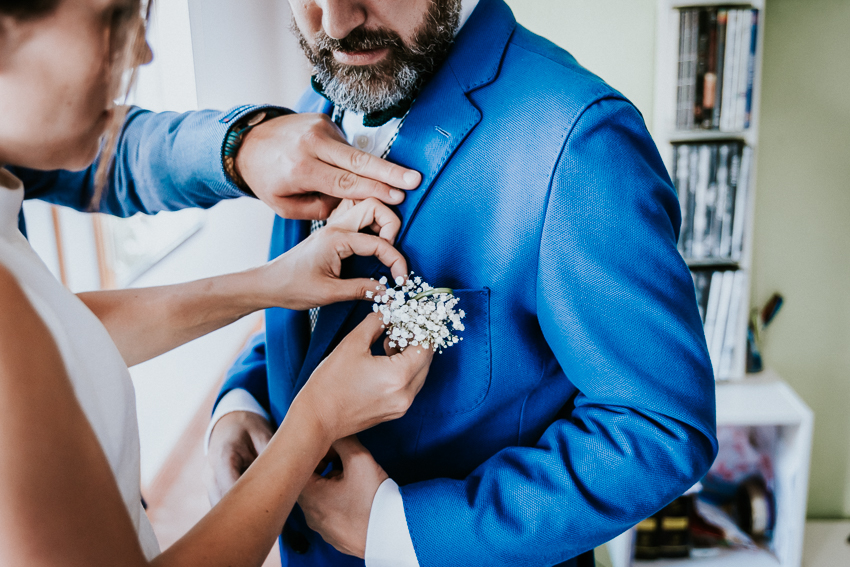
[505,0,658,125]
[187,0,310,110]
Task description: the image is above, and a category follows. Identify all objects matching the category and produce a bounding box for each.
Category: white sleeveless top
[0,168,160,560]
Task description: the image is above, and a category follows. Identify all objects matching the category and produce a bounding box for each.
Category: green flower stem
[411,288,454,301]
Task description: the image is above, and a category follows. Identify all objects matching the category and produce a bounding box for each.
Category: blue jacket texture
[10,0,718,565]
[219,1,718,566]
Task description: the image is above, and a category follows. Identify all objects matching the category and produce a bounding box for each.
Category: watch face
[246,111,268,128]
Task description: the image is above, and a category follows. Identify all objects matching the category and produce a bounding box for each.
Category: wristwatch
[222,108,288,196]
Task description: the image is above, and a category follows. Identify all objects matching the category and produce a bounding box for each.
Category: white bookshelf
[654,0,767,381]
[604,2,814,566]
[607,373,814,567]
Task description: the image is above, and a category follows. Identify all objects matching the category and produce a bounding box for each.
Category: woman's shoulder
[0,261,66,377]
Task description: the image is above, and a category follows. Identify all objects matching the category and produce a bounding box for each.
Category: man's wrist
[222,108,290,196]
[205,389,271,454]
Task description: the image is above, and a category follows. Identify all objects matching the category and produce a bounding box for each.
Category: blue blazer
[219,1,718,566]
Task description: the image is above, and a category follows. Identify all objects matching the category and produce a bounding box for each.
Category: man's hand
[298,436,389,559]
[205,411,274,506]
[235,113,421,219]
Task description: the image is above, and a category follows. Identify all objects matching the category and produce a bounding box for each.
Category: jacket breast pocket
[406,288,491,416]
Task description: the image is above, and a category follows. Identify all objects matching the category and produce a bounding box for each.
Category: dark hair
[0,0,60,20]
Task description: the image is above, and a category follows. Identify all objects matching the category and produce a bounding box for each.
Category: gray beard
[292,0,461,115]
[315,60,421,115]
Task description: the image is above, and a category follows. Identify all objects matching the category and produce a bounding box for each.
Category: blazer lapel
[295,0,517,386]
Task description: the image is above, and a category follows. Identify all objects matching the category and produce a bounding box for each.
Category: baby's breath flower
[372,273,466,354]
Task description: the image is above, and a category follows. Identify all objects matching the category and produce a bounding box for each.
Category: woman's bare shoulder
[0,262,57,356]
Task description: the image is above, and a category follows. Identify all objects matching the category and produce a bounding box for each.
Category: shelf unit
[604,2,815,566]
[653,0,766,381]
[606,373,814,567]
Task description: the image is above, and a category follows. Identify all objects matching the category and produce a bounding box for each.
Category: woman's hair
[92,0,153,210]
[0,0,61,20]
[2,0,152,210]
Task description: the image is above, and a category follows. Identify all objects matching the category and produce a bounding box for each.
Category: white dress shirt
[208,2,481,564]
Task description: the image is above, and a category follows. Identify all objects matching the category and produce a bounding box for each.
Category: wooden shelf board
[667,131,754,144]
[715,371,813,427]
[686,259,742,270]
[669,1,765,11]
[634,548,779,567]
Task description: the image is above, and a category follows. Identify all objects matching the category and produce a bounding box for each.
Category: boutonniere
[368,274,465,353]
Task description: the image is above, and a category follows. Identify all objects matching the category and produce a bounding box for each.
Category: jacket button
[285,530,310,554]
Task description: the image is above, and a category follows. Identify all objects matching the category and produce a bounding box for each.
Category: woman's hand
[256,198,407,311]
[295,313,434,442]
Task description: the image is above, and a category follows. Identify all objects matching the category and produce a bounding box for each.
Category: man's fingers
[210,459,242,505]
[249,428,272,456]
[298,472,325,506]
[332,435,373,470]
[316,139,422,191]
[333,232,407,280]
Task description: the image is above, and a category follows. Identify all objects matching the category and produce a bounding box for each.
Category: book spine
[706,145,720,257]
[693,145,710,258]
[686,146,699,258]
[688,10,699,130]
[717,144,733,257]
[745,10,760,129]
[721,10,739,132]
[710,270,736,379]
[677,10,688,130]
[736,9,753,131]
[711,145,727,258]
[658,496,692,558]
[675,145,691,255]
[731,147,753,259]
[634,516,661,560]
[695,9,709,127]
[719,270,747,379]
[702,9,718,129]
[692,271,710,323]
[703,271,723,362]
[713,9,728,130]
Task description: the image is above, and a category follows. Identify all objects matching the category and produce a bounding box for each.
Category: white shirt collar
[458,0,481,30]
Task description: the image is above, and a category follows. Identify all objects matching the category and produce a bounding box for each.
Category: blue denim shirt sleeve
[12,104,289,216]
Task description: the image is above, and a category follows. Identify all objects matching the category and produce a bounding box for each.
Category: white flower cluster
[369,273,465,353]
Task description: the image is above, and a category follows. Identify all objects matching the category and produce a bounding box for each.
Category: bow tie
[311,76,414,128]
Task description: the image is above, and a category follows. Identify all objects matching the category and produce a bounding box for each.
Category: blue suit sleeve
[215,331,271,414]
[399,98,718,567]
[12,105,289,216]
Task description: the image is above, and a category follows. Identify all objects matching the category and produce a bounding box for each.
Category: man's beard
[291,0,462,114]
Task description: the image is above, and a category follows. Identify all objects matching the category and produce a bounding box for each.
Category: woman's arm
[0,265,432,567]
[79,198,406,366]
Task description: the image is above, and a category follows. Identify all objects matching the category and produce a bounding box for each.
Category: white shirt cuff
[204,388,271,455]
[365,478,421,567]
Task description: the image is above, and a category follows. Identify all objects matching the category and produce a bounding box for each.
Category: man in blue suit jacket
[206,1,718,566]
